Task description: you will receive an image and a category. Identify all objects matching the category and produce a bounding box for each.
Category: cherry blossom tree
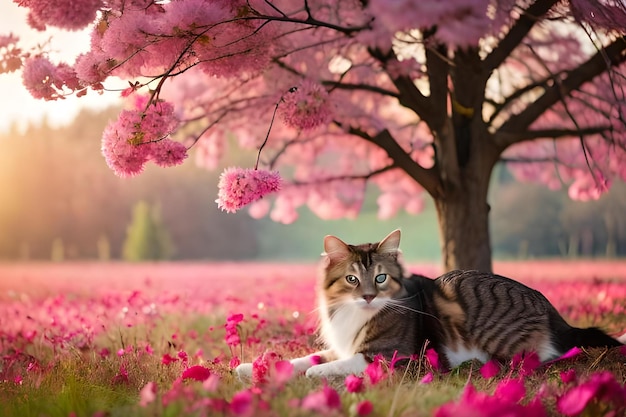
[2,0,626,272]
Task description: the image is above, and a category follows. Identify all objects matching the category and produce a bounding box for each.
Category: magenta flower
[425,348,440,370]
[301,384,341,413]
[181,365,211,382]
[510,351,541,376]
[161,353,178,365]
[365,355,386,385]
[494,378,526,403]
[420,372,434,384]
[230,389,254,417]
[216,168,282,213]
[345,375,365,393]
[560,369,577,384]
[480,359,500,379]
[557,371,626,416]
[356,400,374,416]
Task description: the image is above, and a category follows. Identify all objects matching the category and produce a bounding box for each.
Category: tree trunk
[434,175,493,273]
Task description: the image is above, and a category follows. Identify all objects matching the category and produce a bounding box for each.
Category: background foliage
[0,109,625,262]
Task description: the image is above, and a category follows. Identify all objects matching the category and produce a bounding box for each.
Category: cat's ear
[323,235,351,262]
[377,229,401,254]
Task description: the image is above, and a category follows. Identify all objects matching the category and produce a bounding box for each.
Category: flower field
[1,261,625,417]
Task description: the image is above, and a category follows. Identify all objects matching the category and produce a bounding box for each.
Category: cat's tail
[563,326,623,349]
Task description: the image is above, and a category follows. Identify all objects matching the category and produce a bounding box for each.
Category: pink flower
[345,375,365,393]
[301,384,341,413]
[161,353,178,365]
[273,360,294,385]
[216,168,282,213]
[150,139,188,168]
[480,359,500,379]
[18,0,102,30]
[230,389,254,417]
[101,98,180,177]
[420,372,434,384]
[21,56,62,100]
[560,369,577,384]
[280,79,333,130]
[511,351,540,376]
[225,313,244,346]
[356,400,374,416]
[494,378,526,403]
[425,348,440,370]
[251,351,281,385]
[139,382,157,407]
[365,355,386,385]
[181,365,211,382]
[557,371,626,416]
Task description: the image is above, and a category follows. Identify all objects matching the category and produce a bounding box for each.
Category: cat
[236,229,623,380]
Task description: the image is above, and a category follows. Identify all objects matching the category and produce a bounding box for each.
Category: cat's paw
[304,364,329,379]
[235,362,253,382]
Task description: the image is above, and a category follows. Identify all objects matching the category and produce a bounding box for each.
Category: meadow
[0,261,625,417]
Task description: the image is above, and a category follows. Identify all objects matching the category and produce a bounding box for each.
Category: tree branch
[367,47,435,125]
[494,126,612,143]
[483,0,559,72]
[321,81,399,98]
[496,36,626,149]
[347,126,443,199]
[291,164,396,186]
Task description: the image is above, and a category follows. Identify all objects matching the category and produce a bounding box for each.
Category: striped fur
[236,230,622,380]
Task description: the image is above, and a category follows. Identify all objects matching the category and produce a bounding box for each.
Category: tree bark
[432,114,499,273]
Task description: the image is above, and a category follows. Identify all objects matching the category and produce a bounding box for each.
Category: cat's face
[319,230,405,312]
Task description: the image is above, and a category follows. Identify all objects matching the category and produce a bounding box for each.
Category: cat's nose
[362,294,376,304]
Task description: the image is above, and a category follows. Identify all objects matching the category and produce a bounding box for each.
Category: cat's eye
[345,275,359,285]
[375,274,388,284]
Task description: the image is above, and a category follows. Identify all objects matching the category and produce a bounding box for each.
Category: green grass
[2,312,625,417]
[255,199,441,262]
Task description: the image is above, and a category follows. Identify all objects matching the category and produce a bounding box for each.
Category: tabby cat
[236,230,623,379]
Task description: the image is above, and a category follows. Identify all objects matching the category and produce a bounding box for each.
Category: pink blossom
[425,348,440,370]
[21,56,62,100]
[494,378,526,403]
[560,369,577,384]
[480,359,500,379]
[355,400,374,416]
[420,372,434,384]
[101,98,180,177]
[181,365,211,382]
[17,0,103,30]
[511,351,541,376]
[364,355,386,385]
[251,351,281,385]
[139,382,157,407]
[150,139,188,168]
[216,168,282,213]
[161,353,178,365]
[280,80,333,130]
[273,360,294,385]
[301,384,341,413]
[230,389,254,417]
[203,374,220,392]
[345,374,365,393]
[557,371,626,416]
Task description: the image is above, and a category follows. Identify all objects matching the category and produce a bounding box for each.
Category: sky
[0,1,121,132]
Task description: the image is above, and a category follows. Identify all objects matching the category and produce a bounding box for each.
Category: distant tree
[3,1,626,271]
[122,201,173,261]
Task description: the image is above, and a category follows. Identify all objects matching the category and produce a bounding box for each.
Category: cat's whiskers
[384,300,442,323]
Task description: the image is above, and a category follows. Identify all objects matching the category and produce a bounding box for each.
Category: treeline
[0,108,259,261]
[0,108,624,261]
[491,180,626,258]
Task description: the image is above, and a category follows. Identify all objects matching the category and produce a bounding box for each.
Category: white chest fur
[320,300,378,359]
